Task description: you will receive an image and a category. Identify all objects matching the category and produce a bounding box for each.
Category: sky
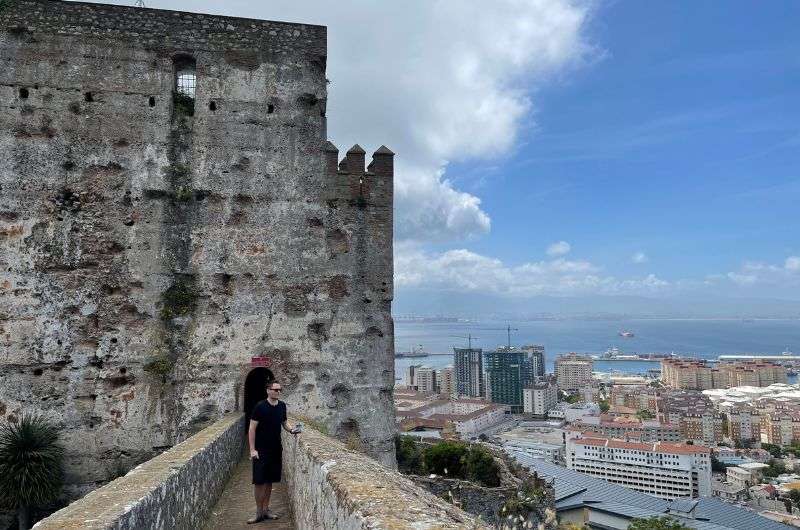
[80,0,800,315]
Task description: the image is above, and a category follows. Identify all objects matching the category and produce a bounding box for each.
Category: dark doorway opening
[244,367,274,421]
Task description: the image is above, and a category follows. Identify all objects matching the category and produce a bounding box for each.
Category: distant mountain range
[393,288,800,320]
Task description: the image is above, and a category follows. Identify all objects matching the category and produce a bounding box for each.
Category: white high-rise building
[523,379,558,417]
[454,348,484,397]
[566,434,711,499]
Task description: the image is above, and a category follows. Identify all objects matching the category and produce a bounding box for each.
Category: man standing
[248,380,299,524]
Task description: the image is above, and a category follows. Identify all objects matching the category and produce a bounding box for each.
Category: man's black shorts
[252,452,282,484]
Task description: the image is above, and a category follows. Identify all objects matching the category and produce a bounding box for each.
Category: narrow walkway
[204,454,294,530]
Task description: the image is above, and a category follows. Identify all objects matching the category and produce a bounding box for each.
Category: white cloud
[726,257,800,286]
[395,243,670,297]
[546,241,572,257]
[82,0,595,242]
[631,251,648,264]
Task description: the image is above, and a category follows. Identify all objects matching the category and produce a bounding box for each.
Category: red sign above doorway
[250,356,272,367]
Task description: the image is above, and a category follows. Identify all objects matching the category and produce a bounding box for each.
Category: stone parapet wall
[283,417,488,529]
[32,414,245,530]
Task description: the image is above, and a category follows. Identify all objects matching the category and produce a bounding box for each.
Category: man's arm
[282,420,298,434]
[248,420,259,458]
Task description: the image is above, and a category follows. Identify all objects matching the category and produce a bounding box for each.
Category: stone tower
[0,0,395,496]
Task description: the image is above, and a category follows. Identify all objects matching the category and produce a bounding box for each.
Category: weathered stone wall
[283,417,488,529]
[32,413,245,530]
[0,0,396,497]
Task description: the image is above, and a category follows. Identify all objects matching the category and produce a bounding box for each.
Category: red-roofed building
[566,433,711,499]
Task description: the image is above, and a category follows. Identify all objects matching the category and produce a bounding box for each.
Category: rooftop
[514,455,793,530]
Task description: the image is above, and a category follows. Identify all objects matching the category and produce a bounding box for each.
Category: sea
[393,318,800,383]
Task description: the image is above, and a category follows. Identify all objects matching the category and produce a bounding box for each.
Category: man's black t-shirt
[251,399,287,453]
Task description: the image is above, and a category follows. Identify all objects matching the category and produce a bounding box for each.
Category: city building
[725,405,762,444]
[515,456,793,530]
[565,434,712,499]
[436,366,455,396]
[523,378,558,417]
[483,347,536,413]
[521,344,546,378]
[498,424,566,462]
[569,417,683,442]
[453,347,484,398]
[404,364,422,388]
[761,413,800,446]
[662,358,788,390]
[414,367,437,393]
[394,389,509,439]
[727,462,769,490]
[555,353,593,392]
[548,402,601,423]
[610,385,660,413]
[660,390,724,445]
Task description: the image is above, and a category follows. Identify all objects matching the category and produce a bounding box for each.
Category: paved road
[205,454,294,530]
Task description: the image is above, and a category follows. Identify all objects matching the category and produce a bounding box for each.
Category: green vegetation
[0,414,64,530]
[174,186,193,202]
[628,516,691,530]
[172,91,194,117]
[159,277,198,321]
[395,436,501,487]
[143,353,174,377]
[762,443,783,458]
[762,459,787,478]
[598,399,610,413]
[395,435,424,474]
[788,489,800,510]
[162,162,190,180]
[561,392,580,404]
[636,409,654,420]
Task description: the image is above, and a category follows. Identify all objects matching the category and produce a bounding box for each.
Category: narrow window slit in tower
[149,96,155,107]
[84,92,93,102]
[19,87,29,99]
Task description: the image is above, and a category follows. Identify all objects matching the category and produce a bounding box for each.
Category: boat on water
[618,330,635,338]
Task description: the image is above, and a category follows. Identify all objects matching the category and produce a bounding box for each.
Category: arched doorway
[244,367,274,421]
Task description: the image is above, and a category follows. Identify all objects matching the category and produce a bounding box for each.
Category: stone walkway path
[204,454,294,530]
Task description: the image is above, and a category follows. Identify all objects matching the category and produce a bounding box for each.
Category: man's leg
[248,484,267,523]
[260,483,273,514]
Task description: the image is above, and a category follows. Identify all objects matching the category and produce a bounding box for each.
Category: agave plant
[0,414,64,530]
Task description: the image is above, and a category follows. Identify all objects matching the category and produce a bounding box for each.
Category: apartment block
[414,367,437,393]
[661,358,787,390]
[570,419,683,443]
[725,406,762,444]
[437,367,456,396]
[555,353,593,392]
[453,347,484,398]
[523,378,558,417]
[566,434,712,499]
[610,385,660,412]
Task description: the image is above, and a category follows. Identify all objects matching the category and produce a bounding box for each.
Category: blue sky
[454,1,799,278]
[81,0,800,312]
[398,0,800,310]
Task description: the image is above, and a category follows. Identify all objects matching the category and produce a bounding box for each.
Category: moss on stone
[174,186,193,202]
[159,277,197,321]
[143,354,174,377]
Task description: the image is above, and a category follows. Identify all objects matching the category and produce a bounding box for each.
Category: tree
[0,414,64,530]
[762,443,783,458]
[464,445,500,487]
[395,435,424,475]
[598,399,610,413]
[636,409,654,420]
[423,441,469,478]
[788,489,800,510]
[628,516,691,530]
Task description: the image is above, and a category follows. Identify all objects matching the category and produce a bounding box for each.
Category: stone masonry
[0,0,395,497]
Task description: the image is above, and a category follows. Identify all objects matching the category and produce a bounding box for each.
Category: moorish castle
[0,0,396,498]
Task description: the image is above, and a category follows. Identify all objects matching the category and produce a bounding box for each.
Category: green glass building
[483,347,536,413]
